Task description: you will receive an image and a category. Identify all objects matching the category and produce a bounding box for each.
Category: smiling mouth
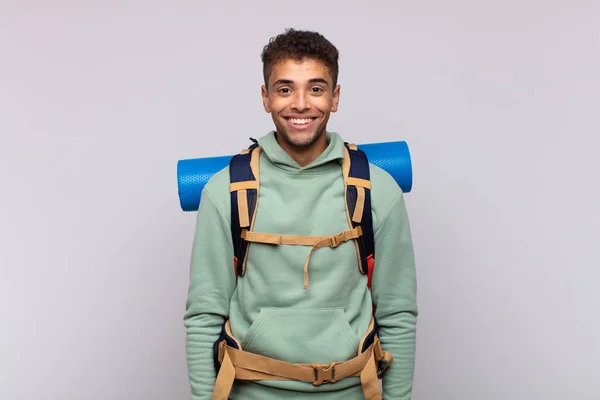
[285,117,317,127]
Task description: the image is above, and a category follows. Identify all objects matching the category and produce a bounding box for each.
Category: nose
[291,91,311,112]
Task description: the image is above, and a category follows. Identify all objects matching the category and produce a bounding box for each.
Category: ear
[331,84,340,112]
[261,85,271,113]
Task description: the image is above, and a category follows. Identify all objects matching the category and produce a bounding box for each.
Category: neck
[275,132,329,167]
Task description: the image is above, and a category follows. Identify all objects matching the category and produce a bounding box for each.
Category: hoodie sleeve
[183,185,237,400]
[370,190,418,400]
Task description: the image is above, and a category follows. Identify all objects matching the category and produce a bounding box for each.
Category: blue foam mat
[177,141,412,212]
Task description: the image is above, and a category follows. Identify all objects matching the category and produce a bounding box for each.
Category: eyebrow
[273,78,329,86]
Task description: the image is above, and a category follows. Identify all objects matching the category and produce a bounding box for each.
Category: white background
[1,1,599,399]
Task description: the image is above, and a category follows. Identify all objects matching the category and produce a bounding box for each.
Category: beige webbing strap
[212,348,236,400]
[345,177,371,189]
[241,227,362,289]
[345,174,370,224]
[237,190,250,228]
[230,149,262,230]
[242,226,362,289]
[241,147,262,276]
[342,146,351,184]
[241,230,331,246]
[342,146,366,273]
[228,146,263,276]
[212,340,383,400]
[250,146,261,181]
[360,350,382,400]
[373,337,393,377]
[301,228,362,289]
[230,181,259,192]
[353,186,365,223]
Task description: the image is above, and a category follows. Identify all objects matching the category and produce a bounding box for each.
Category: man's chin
[278,130,320,148]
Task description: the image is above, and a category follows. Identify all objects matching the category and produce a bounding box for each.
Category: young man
[184,29,418,400]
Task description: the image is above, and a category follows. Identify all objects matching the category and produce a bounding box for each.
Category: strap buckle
[377,358,390,379]
[312,362,337,385]
[330,231,350,248]
[373,336,391,378]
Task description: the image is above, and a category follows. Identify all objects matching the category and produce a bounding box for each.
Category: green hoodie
[184,131,418,400]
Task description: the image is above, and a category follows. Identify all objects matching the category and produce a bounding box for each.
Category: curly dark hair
[261,28,339,88]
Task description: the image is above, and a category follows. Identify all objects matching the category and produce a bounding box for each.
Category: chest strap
[240,227,362,289]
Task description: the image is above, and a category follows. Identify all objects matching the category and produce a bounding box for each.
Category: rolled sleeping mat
[177,140,412,212]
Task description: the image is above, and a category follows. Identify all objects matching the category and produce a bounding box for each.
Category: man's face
[261,57,340,149]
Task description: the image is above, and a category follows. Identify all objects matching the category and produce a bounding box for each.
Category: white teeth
[289,118,314,125]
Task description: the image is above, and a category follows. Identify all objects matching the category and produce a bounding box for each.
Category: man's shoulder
[202,165,231,213]
[368,162,403,198]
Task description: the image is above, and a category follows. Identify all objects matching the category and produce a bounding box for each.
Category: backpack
[228,139,376,290]
[210,141,394,398]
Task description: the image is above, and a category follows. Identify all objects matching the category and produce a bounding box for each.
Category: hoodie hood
[257,131,345,173]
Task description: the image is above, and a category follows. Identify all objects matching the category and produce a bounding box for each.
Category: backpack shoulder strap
[229,140,261,278]
[342,143,375,288]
